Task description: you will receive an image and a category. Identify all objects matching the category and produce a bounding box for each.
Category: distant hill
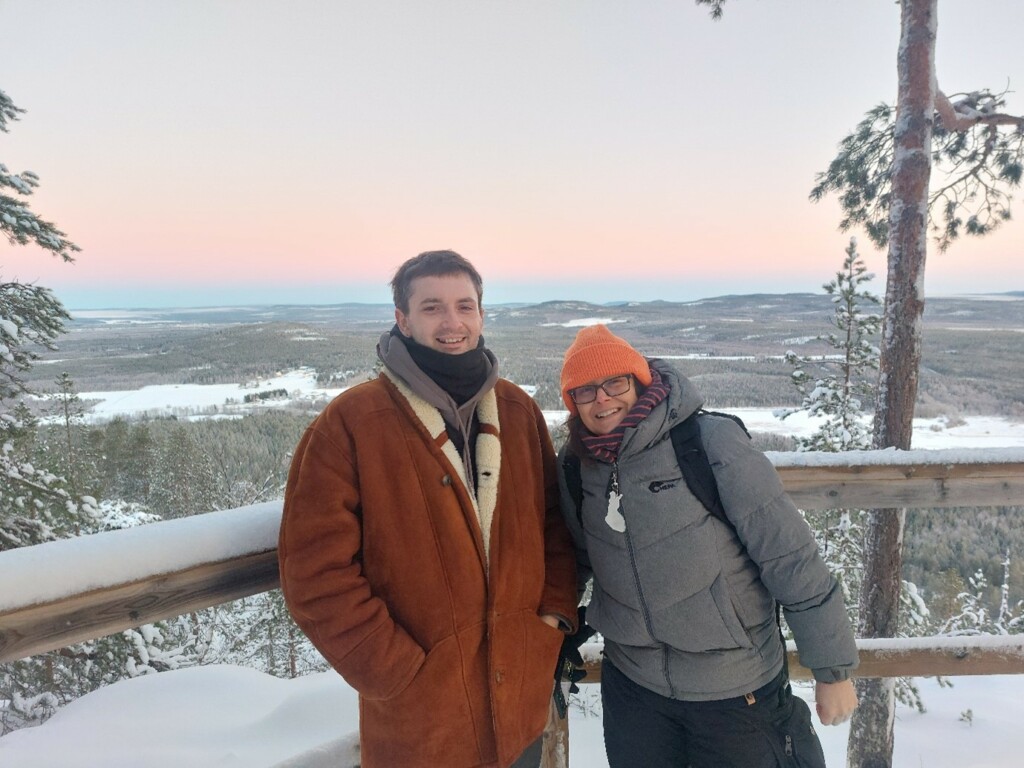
[40,292,1024,419]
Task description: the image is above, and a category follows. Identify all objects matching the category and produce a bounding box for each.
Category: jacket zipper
[616,460,677,697]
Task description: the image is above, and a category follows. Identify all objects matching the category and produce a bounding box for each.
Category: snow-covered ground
[0,664,1019,767]
[4,369,1023,765]
[56,368,346,423]
[47,366,1024,450]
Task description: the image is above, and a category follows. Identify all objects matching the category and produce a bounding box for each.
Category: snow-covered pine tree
[777,236,880,453]
[939,569,992,636]
[778,239,932,712]
[199,591,326,678]
[46,372,99,499]
[148,424,219,519]
[811,90,1024,255]
[25,374,104,537]
[995,551,1024,634]
[939,555,1024,637]
[1,91,79,262]
[777,236,880,628]
[0,89,86,551]
[0,88,193,732]
[804,3,1024,762]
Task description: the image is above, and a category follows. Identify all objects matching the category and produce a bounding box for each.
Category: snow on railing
[1,448,1023,666]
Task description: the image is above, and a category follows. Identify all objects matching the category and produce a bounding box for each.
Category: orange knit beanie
[560,324,652,412]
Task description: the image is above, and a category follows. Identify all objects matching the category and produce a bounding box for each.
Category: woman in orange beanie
[556,324,858,768]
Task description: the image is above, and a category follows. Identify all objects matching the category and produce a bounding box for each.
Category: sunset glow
[2,1,1022,308]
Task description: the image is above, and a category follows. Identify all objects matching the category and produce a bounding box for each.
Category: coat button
[495,669,504,684]
[441,475,452,486]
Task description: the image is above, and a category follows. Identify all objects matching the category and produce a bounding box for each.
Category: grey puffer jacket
[557,359,858,701]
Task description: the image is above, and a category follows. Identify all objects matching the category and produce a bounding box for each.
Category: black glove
[553,606,597,718]
[560,606,597,668]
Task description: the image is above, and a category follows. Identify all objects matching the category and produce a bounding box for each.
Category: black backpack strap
[675,411,786,660]
[562,452,584,528]
[669,412,728,526]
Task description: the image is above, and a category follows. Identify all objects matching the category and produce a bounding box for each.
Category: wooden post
[540,697,569,768]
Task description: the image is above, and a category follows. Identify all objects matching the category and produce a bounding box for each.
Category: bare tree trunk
[847,1,936,766]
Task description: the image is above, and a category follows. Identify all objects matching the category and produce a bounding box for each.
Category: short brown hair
[390,250,484,313]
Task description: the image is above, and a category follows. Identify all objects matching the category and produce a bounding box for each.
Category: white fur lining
[382,370,502,565]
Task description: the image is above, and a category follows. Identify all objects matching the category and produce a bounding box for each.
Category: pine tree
[812,92,1024,254]
[0,89,191,731]
[1,90,80,262]
[123,422,156,503]
[779,240,934,713]
[805,4,1024,762]
[35,373,103,511]
[777,237,881,453]
[0,299,82,550]
[0,89,81,551]
[939,570,993,636]
[778,238,880,620]
[938,556,1024,637]
[149,425,219,518]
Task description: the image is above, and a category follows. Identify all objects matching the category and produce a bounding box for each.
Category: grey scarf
[377,331,500,488]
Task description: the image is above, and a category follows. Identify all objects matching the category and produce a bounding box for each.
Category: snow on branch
[935,88,1024,132]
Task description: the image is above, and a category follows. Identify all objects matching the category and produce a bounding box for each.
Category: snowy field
[62,367,346,423]
[52,366,1024,450]
[0,665,1020,767]
[4,368,1024,765]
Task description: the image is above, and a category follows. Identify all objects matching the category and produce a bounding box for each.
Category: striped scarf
[581,365,670,463]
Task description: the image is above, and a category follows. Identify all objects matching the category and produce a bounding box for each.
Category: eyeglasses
[568,375,633,405]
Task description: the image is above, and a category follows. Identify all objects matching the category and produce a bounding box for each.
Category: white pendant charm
[605,489,626,532]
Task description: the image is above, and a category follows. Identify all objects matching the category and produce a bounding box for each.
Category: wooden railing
[2,449,1022,664]
[2,449,1023,766]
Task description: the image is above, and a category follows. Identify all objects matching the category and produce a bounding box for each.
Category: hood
[617,358,705,459]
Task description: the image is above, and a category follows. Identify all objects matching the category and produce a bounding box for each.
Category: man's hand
[540,614,560,629]
[815,679,858,726]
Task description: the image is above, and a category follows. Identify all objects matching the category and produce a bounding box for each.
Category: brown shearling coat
[279,372,578,767]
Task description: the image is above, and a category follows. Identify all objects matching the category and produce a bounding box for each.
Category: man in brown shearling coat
[279,250,578,767]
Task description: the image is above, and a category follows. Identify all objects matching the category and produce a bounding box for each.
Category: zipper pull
[605,465,626,532]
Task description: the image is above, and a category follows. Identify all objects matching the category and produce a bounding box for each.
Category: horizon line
[65,289,1024,313]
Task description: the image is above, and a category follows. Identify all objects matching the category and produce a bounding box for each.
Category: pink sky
[2,0,1022,308]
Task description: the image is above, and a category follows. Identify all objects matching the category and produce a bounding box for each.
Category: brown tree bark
[847,1,937,766]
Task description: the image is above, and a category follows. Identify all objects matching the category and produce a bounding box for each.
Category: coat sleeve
[534,403,580,633]
[703,417,859,680]
[278,416,425,700]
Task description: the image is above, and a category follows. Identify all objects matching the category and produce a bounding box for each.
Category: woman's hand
[815,679,858,725]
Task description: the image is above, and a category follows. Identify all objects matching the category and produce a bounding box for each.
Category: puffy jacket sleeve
[702,416,859,680]
[278,413,425,700]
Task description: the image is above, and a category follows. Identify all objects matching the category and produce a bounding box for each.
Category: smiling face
[575,374,639,435]
[395,272,484,355]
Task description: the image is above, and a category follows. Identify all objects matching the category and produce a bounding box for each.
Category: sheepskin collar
[382,369,502,565]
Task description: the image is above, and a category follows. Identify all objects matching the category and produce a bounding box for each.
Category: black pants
[509,735,542,768]
[601,660,827,768]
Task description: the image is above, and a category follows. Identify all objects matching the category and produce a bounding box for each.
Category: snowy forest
[2,240,1023,737]
[5,1,1024,764]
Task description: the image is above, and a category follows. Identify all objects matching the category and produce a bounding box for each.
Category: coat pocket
[779,690,827,768]
[652,572,753,652]
[754,684,827,768]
